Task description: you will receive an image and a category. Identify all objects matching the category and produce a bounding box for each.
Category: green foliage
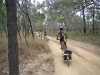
[98,37,100,39]
[36,12,45,21]
[47,30,100,46]
[36,24,43,31]
[20,17,25,28]
[68,31,100,46]
[32,8,37,12]
[47,30,58,36]
[74,15,82,25]
[0,0,3,3]
[37,3,45,9]
[47,18,52,22]
[95,10,100,21]
[0,24,4,32]
[0,2,6,33]
[0,2,6,18]
[56,17,63,23]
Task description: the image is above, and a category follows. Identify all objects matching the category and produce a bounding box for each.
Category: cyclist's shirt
[44,30,47,35]
[60,30,67,43]
[60,30,65,39]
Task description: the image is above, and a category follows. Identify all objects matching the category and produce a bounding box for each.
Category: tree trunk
[92,6,95,33]
[82,6,86,33]
[5,0,19,75]
[66,19,69,32]
[27,21,30,36]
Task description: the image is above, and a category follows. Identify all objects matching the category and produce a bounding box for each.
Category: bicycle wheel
[67,59,70,67]
[63,55,67,60]
[66,54,70,67]
[62,42,65,51]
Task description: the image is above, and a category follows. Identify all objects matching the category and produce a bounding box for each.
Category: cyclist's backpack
[60,30,65,40]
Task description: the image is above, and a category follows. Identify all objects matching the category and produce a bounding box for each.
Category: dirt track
[48,36,100,75]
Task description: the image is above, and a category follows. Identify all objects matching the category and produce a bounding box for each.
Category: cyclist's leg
[64,42,67,49]
[45,34,47,39]
[60,39,63,49]
[44,34,46,38]
[45,34,48,40]
[44,34,48,41]
[65,44,67,49]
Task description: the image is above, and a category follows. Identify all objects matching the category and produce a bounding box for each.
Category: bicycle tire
[67,59,70,67]
[67,55,70,67]
[62,41,66,51]
[62,41,70,66]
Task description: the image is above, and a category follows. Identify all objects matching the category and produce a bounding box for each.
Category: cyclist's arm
[56,32,60,40]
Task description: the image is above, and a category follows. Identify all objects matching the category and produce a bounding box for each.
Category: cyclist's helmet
[59,26,63,30]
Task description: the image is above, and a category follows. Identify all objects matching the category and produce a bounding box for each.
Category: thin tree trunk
[66,19,69,32]
[92,6,95,33]
[27,21,30,36]
[19,20,29,48]
[17,1,34,38]
[82,6,86,33]
[25,15,27,36]
[17,25,21,40]
[5,0,19,75]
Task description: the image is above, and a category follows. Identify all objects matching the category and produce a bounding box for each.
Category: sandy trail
[47,36,100,75]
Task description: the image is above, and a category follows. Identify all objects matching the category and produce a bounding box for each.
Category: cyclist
[43,29,47,37]
[56,26,68,49]
[43,29,49,41]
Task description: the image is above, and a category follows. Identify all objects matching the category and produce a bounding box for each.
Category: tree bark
[82,6,86,33]
[92,6,95,33]
[5,0,19,75]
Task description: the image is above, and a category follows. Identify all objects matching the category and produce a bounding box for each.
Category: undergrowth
[18,34,51,62]
[68,31,100,46]
[0,33,51,72]
[48,30,100,46]
[0,34,8,72]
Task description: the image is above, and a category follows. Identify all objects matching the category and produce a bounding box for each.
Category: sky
[36,0,44,3]
[31,0,44,4]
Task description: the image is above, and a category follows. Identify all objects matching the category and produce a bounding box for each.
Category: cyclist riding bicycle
[43,29,49,41]
[56,26,68,49]
[43,29,47,37]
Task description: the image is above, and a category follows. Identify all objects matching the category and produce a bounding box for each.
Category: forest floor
[20,35,100,75]
[1,53,55,75]
[0,33,55,75]
[19,53,55,75]
[1,35,100,75]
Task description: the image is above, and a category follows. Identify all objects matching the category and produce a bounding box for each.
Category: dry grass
[0,33,51,72]
[18,34,51,63]
[0,34,8,72]
[45,54,54,65]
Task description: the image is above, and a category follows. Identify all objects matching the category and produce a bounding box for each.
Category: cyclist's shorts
[60,38,63,42]
[60,39,66,44]
[44,34,46,36]
[60,37,67,43]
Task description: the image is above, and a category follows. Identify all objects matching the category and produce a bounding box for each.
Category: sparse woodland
[0,0,100,75]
